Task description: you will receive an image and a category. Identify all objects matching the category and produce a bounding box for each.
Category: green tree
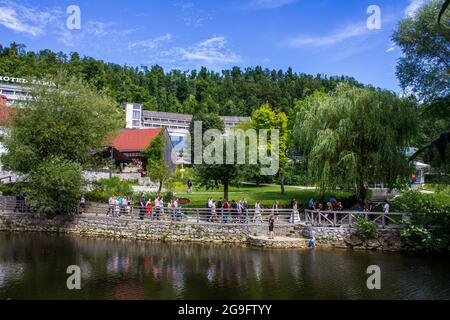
[1,73,122,215]
[392,0,450,178]
[392,0,449,103]
[293,85,419,200]
[142,132,174,194]
[189,113,239,201]
[248,103,289,193]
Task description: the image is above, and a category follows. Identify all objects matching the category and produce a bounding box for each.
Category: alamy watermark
[66,5,81,30]
[66,265,81,290]
[182,121,280,176]
[366,265,381,290]
[367,5,382,30]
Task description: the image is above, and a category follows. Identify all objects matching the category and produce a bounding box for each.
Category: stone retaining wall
[0,213,407,251]
[298,225,405,251]
[0,213,299,244]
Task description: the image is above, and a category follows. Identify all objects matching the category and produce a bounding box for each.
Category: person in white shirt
[253,200,263,223]
[383,202,390,214]
[383,202,390,226]
[154,197,161,220]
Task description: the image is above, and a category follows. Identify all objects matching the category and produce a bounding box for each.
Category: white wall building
[124,103,250,153]
[0,76,32,107]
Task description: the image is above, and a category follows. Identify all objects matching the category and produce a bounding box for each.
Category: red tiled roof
[112,128,163,152]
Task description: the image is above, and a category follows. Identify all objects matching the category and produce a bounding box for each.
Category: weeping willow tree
[293,85,419,200]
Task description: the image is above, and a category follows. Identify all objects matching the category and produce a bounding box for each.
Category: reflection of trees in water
[1,233,450,299]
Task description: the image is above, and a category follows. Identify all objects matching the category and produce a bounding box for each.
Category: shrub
[23,158,84,216]
[85,178,134,203]
[392,191,450,253]
[353,215,377,238]
[390,190,450,224]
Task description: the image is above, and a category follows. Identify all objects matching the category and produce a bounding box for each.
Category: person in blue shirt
[308,198,314,210]
[308,238,316,249]
[117,196,123,216]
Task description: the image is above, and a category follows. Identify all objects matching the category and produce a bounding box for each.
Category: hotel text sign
[0,76,54,86]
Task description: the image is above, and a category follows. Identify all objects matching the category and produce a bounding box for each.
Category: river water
[0,232,449,300]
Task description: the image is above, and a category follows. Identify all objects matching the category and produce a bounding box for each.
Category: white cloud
[173,2,194,12]
[288,23,372,48]
[386,45,396,53]
[0,1,60,36]
[149,36,241,67]
[405,0,427,17]
[129,33,173,50]
[57,21,125,47]
[246,0,296,10]
[0,0,135,48]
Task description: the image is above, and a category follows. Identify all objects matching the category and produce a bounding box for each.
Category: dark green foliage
[392,191,450,253]
[24,158,84,216]
[189,113,238,200]
[85,177,135,203]
[1,74,121,215]
[390,190,450,218]
[393,0,450,179]
[293,85,419,199]
[142,133,174,194]
[353,215,378,238]
[0,43,362,117]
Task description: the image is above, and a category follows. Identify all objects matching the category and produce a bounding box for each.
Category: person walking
[107,195,115,216]
[271,201,279,215]
[154,197,161,220]
[383,201,390,226]
[268,214,277,239]
[122,197,129,216]
[139,193,146,220]
[187,179,193,194]
[290,199,298,223]
[160,198,165,220]
[114,196,120,217]
[117,195,123,216]
[146,198,153,220]
[79,196,86,214]
[242,199,249,223]
[231,200,238,223]
[173,198,180,221]
[253,200,263,223]
[209,200,218,222]
[222,199,230,224]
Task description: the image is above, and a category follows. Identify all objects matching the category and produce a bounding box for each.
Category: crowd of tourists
[307,197,344,212]
[106,194,186,221]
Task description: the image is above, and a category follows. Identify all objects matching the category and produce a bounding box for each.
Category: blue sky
[0,0,429,92]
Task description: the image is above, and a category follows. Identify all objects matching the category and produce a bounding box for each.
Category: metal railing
[0,200,409,228]
[304,210,409,228]
[79,203,300,225]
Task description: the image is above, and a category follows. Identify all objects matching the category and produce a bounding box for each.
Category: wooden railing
[304,210,409,228]
[0,200,410,229]
[79,204,300,225]
[0,176,12,184]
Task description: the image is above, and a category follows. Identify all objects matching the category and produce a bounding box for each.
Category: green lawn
[172,183,354,208]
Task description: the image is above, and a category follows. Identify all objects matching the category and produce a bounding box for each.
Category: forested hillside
[0,42,363,117]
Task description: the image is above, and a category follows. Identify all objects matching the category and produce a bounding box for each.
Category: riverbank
[0,212,413,252]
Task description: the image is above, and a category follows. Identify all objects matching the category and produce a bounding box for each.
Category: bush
[23,158,84,216]
[353,215,377,238]
[85,178,134,203]
[392,191,450,253]
[390,190,450,224]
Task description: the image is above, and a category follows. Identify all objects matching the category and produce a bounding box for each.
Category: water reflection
[0,233,449,300]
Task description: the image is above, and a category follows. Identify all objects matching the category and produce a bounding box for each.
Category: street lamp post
[109,147,114,179]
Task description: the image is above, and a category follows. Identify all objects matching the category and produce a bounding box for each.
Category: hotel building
[0,76,32,107]
[125,103,250,153]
